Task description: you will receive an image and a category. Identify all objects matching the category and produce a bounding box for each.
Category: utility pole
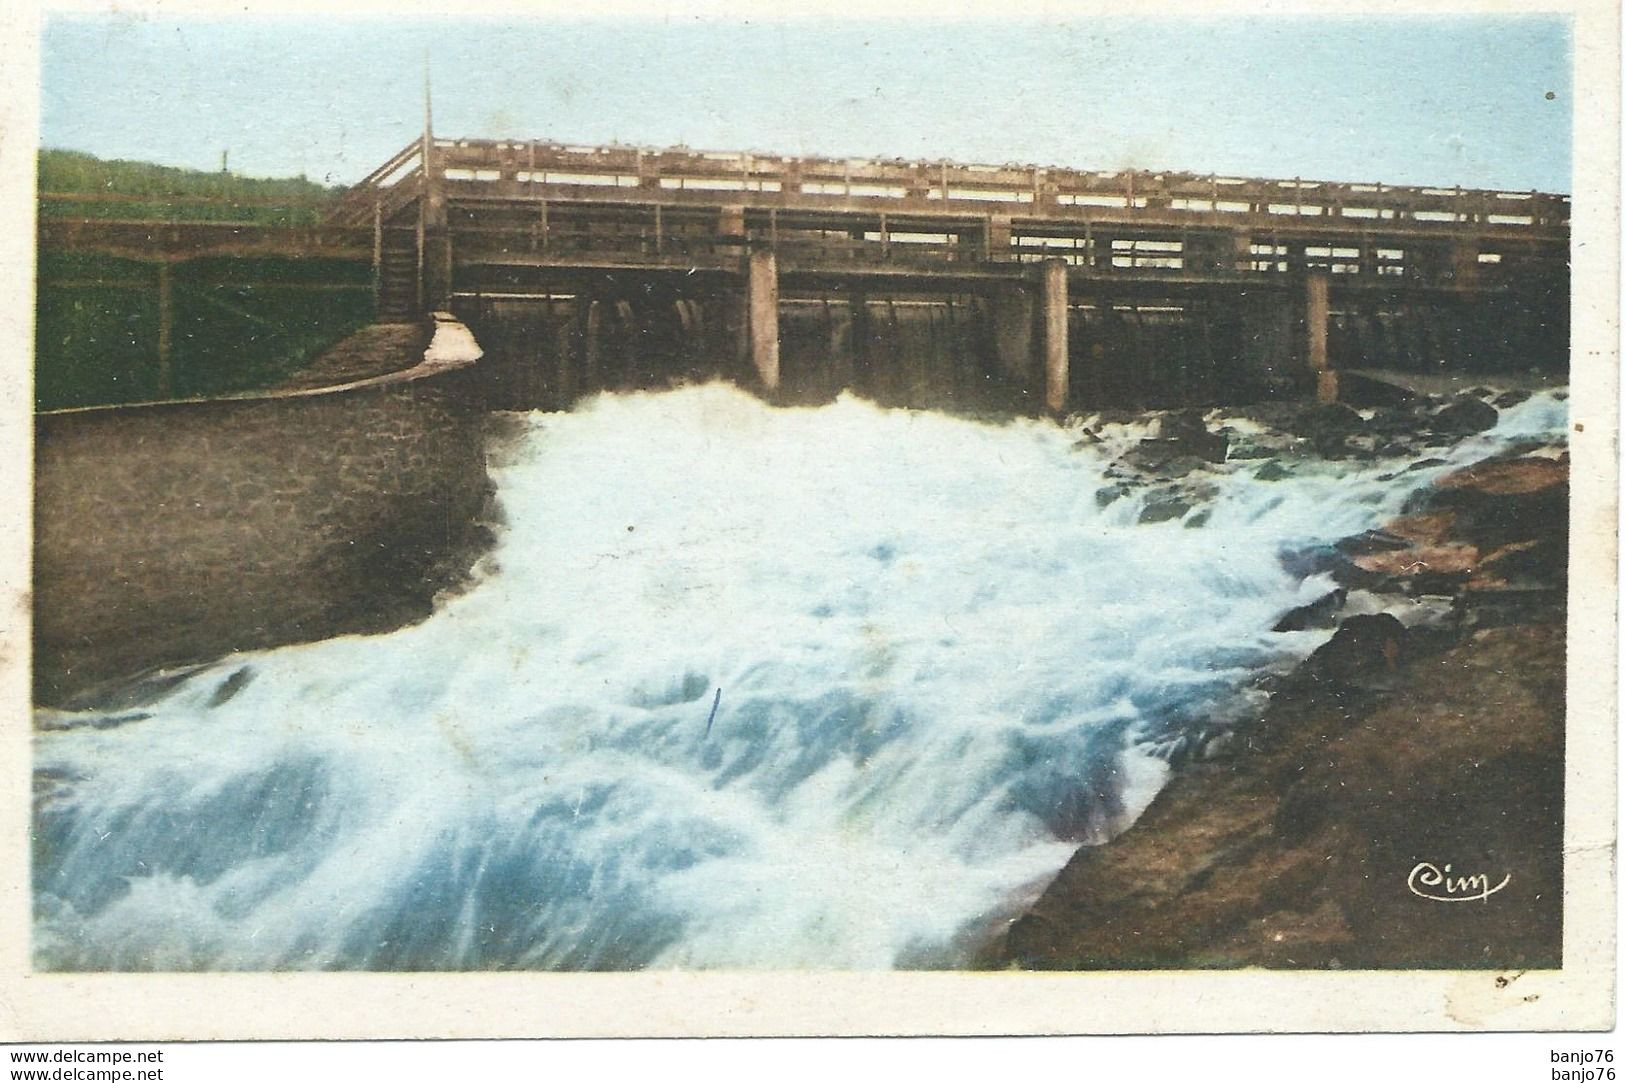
[419,49,445,313]
[423,50,434,147]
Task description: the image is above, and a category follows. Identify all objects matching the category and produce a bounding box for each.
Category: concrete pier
[747,250,781,392]
[1041,259,1069,414]
[1306,273,1335,403]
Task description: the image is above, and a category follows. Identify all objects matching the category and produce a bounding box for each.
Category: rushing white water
[32,384,1568,971]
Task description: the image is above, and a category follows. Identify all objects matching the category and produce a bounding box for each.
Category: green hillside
[38,149,339,226]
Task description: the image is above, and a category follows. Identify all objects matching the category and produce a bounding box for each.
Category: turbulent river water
[32,384,1568,971]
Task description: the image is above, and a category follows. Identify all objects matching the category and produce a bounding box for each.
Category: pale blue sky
[41,15,1571,192]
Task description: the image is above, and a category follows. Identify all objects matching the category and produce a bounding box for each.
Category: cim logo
[1406,861,1510,903]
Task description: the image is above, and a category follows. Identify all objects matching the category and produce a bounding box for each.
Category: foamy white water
[33,385,1567,970]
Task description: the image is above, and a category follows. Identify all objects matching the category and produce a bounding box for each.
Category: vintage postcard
[0,0,1615,1042]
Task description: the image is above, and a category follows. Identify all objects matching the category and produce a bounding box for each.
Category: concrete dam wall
[34,336,491,706]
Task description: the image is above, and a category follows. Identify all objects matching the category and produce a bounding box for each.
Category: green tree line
[39,148,340,226]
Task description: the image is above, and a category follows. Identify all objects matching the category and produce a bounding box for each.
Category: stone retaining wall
[34,340,491,706]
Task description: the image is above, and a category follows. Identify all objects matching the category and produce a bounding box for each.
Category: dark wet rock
[1184,510,1211,529]
[1253,461,1292,482]
[1458,585,1568,629]
[1284,402,1364,439]
[1408,568,1475,597]
[1433,454,1568,497]
[36,710,154,733]
[1115,443,1214,479]
[1128,479,1218,524]
[1430,396,1499,435]
[1272,589,1347,632]
[1333,528,1413,556]
[1094,483,1131,508]
[1493,389,1533,409]
[1416,455,1568,550]
[1476,536,1568,588]
[1302,613,1407,686]
[1155,454,1215,478]
[1152,721,1243,770]
[1345,457,1570,597]
[1196,729,1240,761]
[1227,401,1314,430]
[1342,434,1385,459]
[1404,456,1449,473]
[1277,544,1338,582]
[1274,401,1366,457]
[1364,403,1434,447]
[1382,511,1461,546]
[1337,373,1417,408]
[54,662,216,714]
[207,665,255,708]
[1138,495,1191,524]
[1151,410,1229,463]
[1280,544,1399,592]
[1350,542,1478,592]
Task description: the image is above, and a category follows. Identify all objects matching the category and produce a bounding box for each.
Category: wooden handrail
[349,139,423,190]
[422,137,1570,222]
[329,166,424,227]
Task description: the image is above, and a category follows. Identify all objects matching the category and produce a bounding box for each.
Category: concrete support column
[986,215,1013,261]
[1306,272,1336,403]
[1042,258,1069,414]
[747,250,781,392]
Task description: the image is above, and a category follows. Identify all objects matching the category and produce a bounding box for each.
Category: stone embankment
[993,387,1568,970]
[34,317,492,709]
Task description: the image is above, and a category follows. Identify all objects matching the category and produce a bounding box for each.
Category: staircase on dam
[376,232,419,323]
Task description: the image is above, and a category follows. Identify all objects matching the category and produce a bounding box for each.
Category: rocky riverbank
[988,386,1568,970]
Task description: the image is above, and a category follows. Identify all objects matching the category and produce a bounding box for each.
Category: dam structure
[42,132,1570,415]
[328,134,1569,413]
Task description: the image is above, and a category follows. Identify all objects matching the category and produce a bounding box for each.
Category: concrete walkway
[275,322,430,392]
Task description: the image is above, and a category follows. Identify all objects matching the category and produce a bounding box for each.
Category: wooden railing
[419,137,1570,234]
[328,139,427,228]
